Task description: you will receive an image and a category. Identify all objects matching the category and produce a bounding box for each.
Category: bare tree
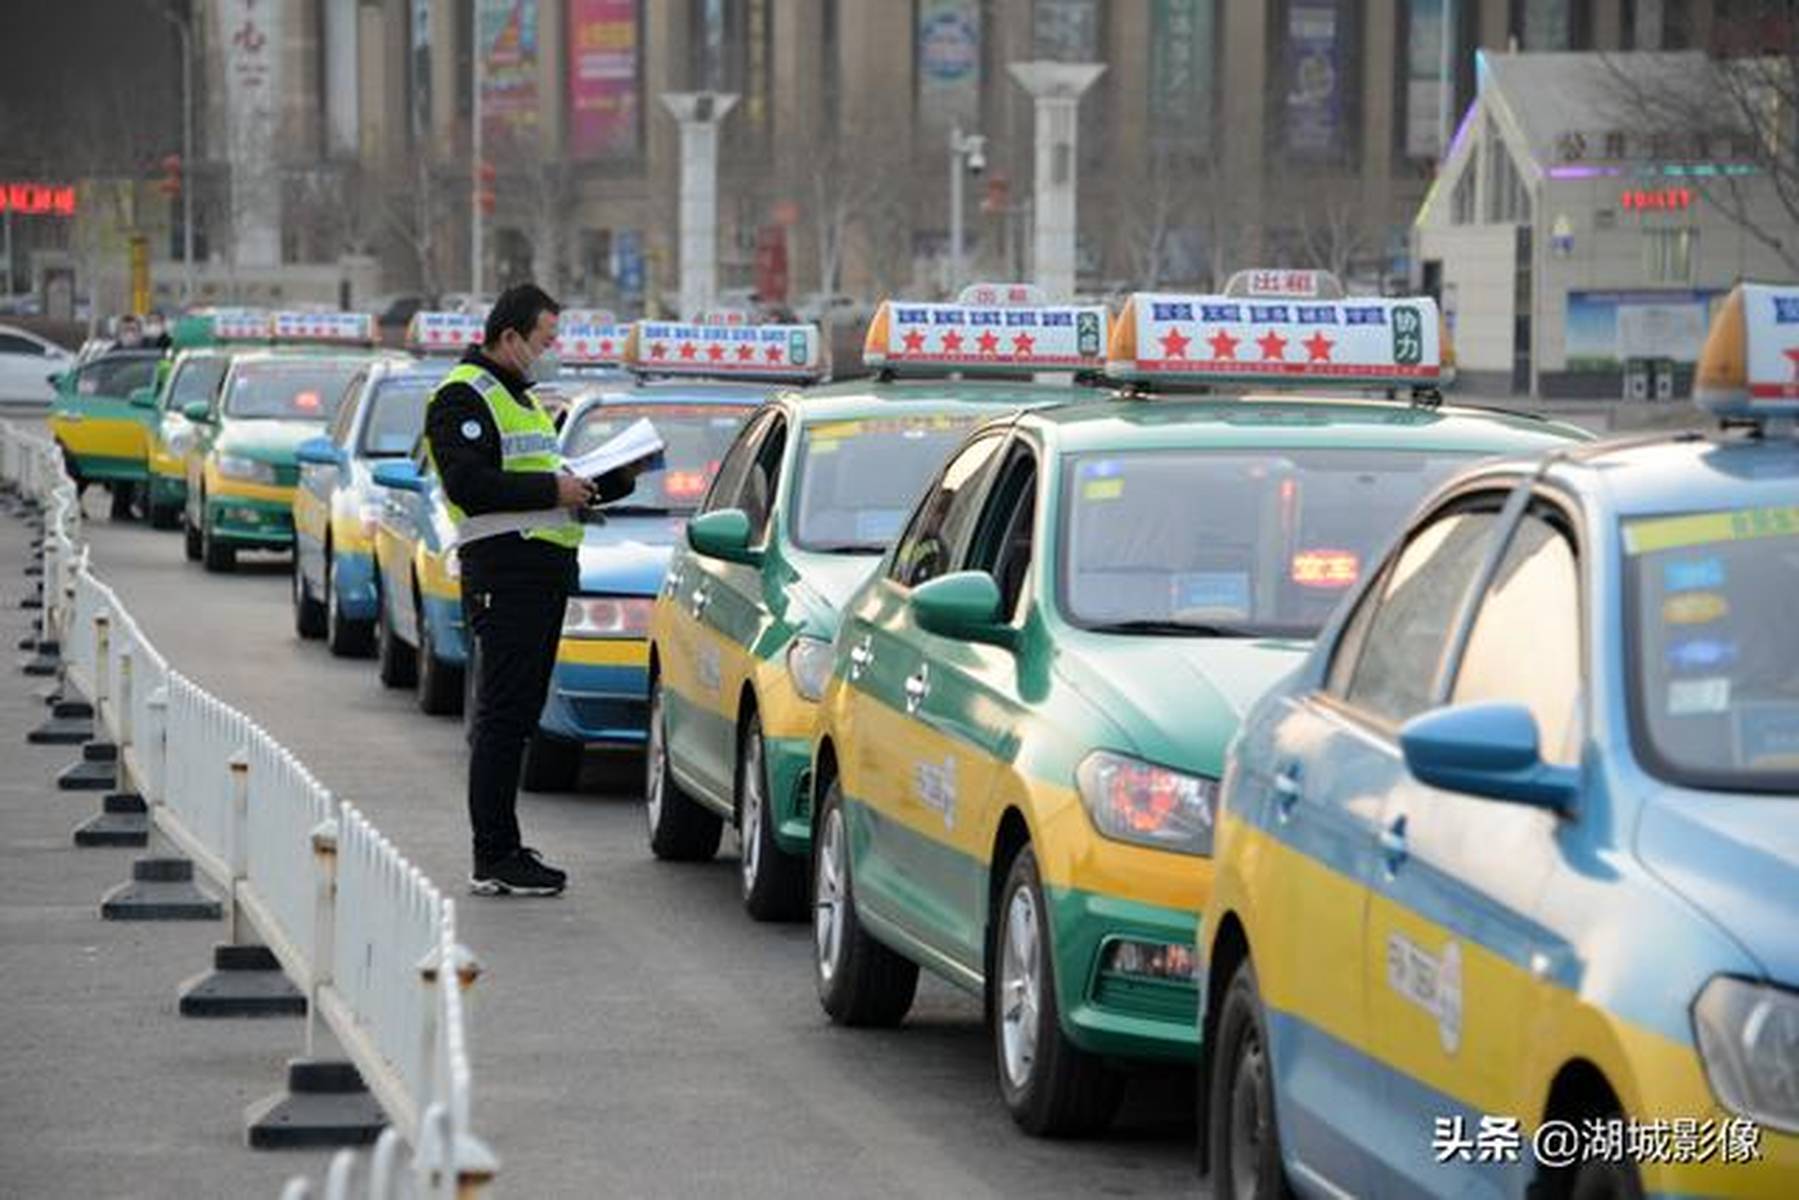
[1290,172,1378,283]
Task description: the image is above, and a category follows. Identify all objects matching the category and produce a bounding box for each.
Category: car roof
[776,377,1094,425]
[1016,396,1596,457]
[588,379,773,405]
[1544,431,1799,519]
[226,348,396,368]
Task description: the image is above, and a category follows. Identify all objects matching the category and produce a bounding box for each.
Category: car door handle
[903,665,930,715]
[1380,815,1409,872]
[690,587,710,616]
[848,637,873,679]
[1272,764,1302,821]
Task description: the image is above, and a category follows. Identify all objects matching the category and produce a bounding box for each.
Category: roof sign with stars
[862,300,1110,375]
[1694,283,1799,420]
[555,318,633,366]
[208,310,273,343]
[623,320,826,382]
[1107,292,1447,391]
[406,311,487,355]
[269,311,377,346]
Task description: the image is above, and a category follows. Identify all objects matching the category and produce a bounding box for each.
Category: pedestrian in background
[423,282,634,895]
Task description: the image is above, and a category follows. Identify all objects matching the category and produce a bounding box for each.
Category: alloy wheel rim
[814,808,846,984]
[740,734,763,894]
[645,689,665,833]
[999,884,1042,1090]
[1228,1032,1269,1200]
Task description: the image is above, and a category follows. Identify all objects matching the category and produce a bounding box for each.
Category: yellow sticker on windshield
[1663,592,1729,625]
[810,438,841,455]
[1083,478,1123,501]
[1623,504,1799,555]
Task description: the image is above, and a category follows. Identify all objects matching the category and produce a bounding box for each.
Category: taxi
[646,291,1107,922]
[47,346,165,518]
[291,317,470,654]
[806,288,1595,1137]
[143,311,271,528]
[1199,282,1799,1198]
[181,312,393,571]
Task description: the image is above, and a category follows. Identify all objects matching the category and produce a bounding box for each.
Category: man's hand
[556,472,595,510]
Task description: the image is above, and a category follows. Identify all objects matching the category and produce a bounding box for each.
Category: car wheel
[148,495,180,529]
[415,597,462,715]
[109,483,135,521]
[183,503,202,562]
[1209,959,1291,1200]
[292,553,326,639]
[813,776,918,1027]
[325,552,374,657]
[375,586,417,688]
[201,504,235,572]
[644,676,722,861]
[738,713,806,922]
[521,732,584,792]
[991,844,1124,1137]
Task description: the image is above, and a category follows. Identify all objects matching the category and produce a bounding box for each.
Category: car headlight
[1076,750,1217,856]
[215,454,276,484]
[564,595,652,638]
[357,500,384,538]
[787,636,834,703]
[1693,976,1799,1133]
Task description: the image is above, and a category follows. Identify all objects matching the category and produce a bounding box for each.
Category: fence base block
[20,643,60,676]
[23,562,41,576]
[56,754,115,791]
[73,793,150,848]
[100,857,222,921]
[245,1060,387,1150]
[49,696,88,717]
[28,712,91,744]
[19,590,42,611]
[179,945,307,1018]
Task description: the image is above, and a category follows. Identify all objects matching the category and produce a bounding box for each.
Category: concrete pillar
[428,0,458,161]
[1008,63,1105,300]
[773,0,823,294]
[322,0,359,157]
[661,93,738,319]
[538,0,564,160]
[1362,0,1398,261]
[645,0,691,313]
[1105,0,1150,281]
[1479,0,1509,48]
[1221,0,1268,265]
[1592,0,1623,49]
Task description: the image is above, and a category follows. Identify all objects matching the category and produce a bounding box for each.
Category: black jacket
[424,347,629,590]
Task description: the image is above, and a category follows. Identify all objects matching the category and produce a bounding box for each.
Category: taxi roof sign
[270,311,377,346]
[862,299,1110,376]
[207,309,273,343]
[1107,292,1448,393]
[956,282,1047,307]
[624,319,826,382]
[1694,283,1799,422]
[556,316,632,365]
[1222,269,1346,300]
[406,311,485,354]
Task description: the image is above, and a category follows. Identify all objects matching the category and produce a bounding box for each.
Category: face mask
[144,320,165,339]
[528,347,562,383]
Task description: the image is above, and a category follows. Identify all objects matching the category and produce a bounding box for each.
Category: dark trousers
[463,582,567,870]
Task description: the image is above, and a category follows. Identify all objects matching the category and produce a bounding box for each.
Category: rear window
[358,380,436,457]
[224,360,361,420]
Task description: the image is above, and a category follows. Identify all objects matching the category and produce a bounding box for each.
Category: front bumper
[540,639,652,746]
[206,492,296,546]
[1045,886,1200,1063]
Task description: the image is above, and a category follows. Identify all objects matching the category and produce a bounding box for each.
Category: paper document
[562,417,666,481]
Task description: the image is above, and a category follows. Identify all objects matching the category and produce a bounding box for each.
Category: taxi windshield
[1060,448,1474,637]
[225,361,360,421]
[792,415,984,551]
[168,356,227,410]
[1623,505,1799,792]
[564,402,754,513]
[359,379,437,458]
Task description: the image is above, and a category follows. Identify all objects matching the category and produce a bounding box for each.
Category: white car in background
[0,322,74,405]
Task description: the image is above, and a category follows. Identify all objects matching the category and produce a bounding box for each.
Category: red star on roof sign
[1786,348,1799,379]
[902,329,926,353]
[940,330,964,353]
[1159,328,1191,358]
[600,339,614,355]
[1012,332,1035,356]
[1257,331,1288,361]
[736,343,756,361]
[1303,332,1335,362]
[764,344,784,363]
[707,343,727,362]
[1207,330,1239,360]
[649,342,667,359]
[678,342,698,360]
[976,329,1000,354]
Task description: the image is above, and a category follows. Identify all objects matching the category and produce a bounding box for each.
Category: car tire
[325,552,374,658]
[201,504,235,572]
[813,776,918,1027]
[415,597,463,716]
[1209,958,1292,1200]
[644,676,723,861]
[991,844,1125,1137]
[109,483,135,522]
[148,498,180,530]
[738,713,807,922]
[183,506,202,562]
[293,555,326,639]
[521,732,583,793]
[375,587,417,688]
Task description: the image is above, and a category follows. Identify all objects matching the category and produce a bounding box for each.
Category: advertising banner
[1405,0,1447,159]
[1151,0,1215,148]
[918,0,981,135]
[1565,290,1725,368]
[480,0,540,150]
[1285,0,1344,158]
[568,0,639,158]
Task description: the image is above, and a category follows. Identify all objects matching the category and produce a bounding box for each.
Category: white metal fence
[1,422,496,1197]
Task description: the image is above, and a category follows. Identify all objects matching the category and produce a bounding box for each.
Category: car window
[737,415,788,543]
[1339,508,1498,726]
[889,432,1006,589]
[1449,512,1582,766]
[76,355,158,397]
[704,409,773,516]
[167,356,227,412]
[329,375,367,445]
[0,332,45,356]
[223,360,362,420]
[563,401,753,512]
[965,443,1038,621]
[793,414,988,554]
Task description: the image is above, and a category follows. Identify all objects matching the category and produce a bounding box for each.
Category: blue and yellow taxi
[807,289,1594,1137]
[291,323,467,653]
[645,295,1106,922]
[1200,282,1799,1198]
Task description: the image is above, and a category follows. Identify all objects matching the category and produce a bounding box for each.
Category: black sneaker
[470,848,567,896]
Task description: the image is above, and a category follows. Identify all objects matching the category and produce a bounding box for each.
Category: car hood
[576,514,686,597]
[1055,635,1310,774]
[1637,789,1799,983]
[215,419,327,463]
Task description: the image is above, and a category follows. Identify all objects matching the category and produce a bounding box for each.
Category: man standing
[424,283,624,895]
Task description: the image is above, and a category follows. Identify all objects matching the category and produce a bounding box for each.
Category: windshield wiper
[1085,619,1252,638]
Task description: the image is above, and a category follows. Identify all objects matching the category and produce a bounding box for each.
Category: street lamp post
[154,1,195,305]
[948,124,986,295]
[660,92,738,321]
[471,0,484,299]
[1007,62,1104,300]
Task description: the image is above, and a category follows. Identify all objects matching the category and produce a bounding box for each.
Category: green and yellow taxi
[645,295,1110,921]
[47,346,165,517]
[806,289,1595,1136]
[142,311,274,528]
[181,312,394,571]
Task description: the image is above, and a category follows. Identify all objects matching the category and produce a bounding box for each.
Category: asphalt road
[4,499,1203,1198]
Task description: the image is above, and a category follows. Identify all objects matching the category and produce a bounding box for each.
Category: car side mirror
[48,371,68,389]
[1399,702,1579,814]
[686,508,762,566]
[296,435,345,467]
[129,386,158,410]
[911,571,1017,651]
[181,400,213,423]
[371,460,425,493]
